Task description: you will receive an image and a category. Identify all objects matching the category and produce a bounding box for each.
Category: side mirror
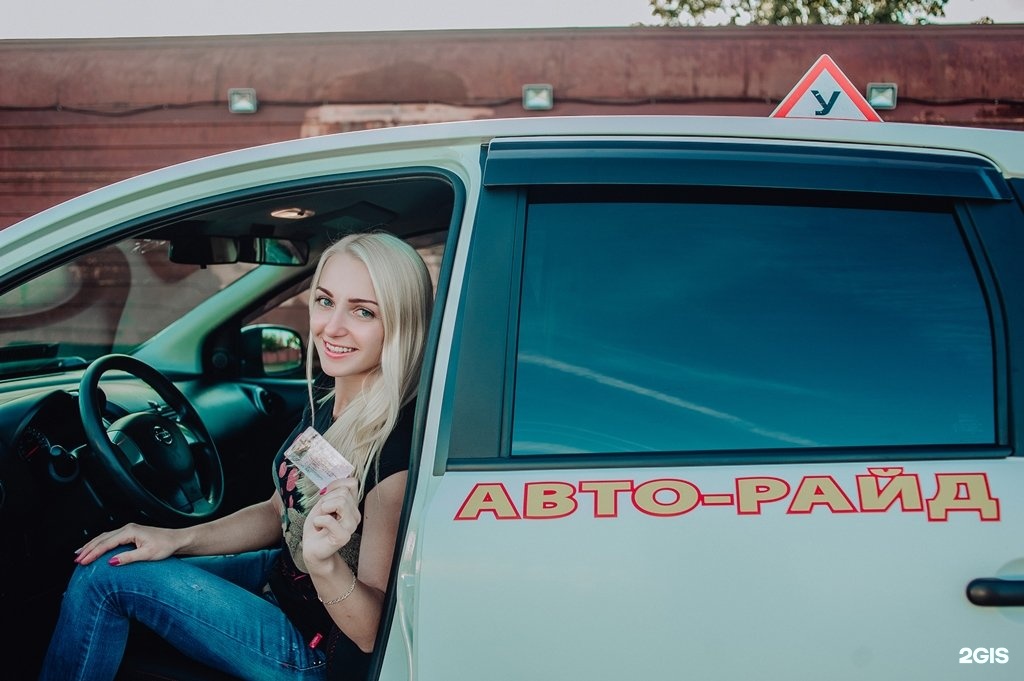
[240,325,304,377]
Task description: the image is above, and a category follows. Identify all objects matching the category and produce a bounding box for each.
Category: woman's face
[310,252,385,386]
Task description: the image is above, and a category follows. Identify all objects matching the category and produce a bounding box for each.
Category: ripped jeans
[38,547,327,681]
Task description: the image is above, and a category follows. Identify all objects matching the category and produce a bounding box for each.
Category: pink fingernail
[108,556,121,566]
[319,488,327,495]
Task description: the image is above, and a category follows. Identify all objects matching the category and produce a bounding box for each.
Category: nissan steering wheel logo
[153,425,174,446]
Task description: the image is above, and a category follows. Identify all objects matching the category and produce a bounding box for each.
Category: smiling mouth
[324,341,355,355]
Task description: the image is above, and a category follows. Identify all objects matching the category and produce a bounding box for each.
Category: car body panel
[3,115,1024,679]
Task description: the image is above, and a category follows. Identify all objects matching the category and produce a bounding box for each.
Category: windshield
[0,238,255,375]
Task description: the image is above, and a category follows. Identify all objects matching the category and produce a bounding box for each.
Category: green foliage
[649,0,949,25]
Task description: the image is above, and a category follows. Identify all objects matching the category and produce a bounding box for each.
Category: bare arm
[75,492,282,566]
[303,471,407,652]
[179,493,283,555]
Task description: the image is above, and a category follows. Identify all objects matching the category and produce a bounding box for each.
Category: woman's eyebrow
[349,297,379,306]
[315,285,333,297]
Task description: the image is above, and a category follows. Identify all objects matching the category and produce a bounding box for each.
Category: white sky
[0,0,1021,38]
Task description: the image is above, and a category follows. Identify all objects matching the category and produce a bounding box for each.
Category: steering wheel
[79,354,225,525]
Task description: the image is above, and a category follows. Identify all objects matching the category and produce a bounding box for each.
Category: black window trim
[483,138,1012,201]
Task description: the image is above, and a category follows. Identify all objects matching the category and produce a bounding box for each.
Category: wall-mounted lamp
[227,88,259,114]
[865,82,898,110]
[522,84,554,111]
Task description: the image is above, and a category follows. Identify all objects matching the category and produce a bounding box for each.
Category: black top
[266,386,415,681]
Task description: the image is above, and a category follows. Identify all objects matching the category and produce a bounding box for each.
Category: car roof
[217,114,1023,173]
[236,114,1015,169]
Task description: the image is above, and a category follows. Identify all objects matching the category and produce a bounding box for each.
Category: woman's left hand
[302,477,362,566]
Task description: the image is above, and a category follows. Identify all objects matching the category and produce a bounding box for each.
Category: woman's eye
[354,308,376,320]
[315,296,334,309]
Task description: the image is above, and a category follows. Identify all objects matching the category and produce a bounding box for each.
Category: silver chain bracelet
[318,571,358,606]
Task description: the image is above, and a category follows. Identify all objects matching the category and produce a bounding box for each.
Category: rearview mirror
[169,236,308,266]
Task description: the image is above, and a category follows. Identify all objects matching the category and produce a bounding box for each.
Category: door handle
[966,578,1024,606]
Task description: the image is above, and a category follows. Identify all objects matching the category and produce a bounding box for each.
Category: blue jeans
[38,547,328,681]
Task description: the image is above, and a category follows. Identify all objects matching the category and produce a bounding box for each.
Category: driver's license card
[283,427,355,488]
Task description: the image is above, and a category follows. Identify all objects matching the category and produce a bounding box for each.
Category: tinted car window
[512,199,994,455]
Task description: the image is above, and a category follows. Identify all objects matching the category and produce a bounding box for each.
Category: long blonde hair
[297,231,433,505]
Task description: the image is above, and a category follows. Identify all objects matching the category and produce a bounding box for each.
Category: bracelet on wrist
[318,570,358,606]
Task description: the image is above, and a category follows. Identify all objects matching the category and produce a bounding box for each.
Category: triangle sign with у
[770,54,882,122]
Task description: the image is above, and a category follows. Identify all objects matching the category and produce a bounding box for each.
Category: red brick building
[2,24,1023,229]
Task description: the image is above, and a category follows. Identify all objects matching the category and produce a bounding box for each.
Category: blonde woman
[41,231,433,681]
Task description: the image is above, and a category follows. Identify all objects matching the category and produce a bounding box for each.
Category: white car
[2,114,1023,680]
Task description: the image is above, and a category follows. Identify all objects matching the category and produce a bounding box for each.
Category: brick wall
[2,25,1023,229]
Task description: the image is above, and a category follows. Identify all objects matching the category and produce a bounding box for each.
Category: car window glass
[512,200,994,455]
[0,239,255,365]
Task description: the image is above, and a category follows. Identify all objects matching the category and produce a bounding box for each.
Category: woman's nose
[323,310,350,336]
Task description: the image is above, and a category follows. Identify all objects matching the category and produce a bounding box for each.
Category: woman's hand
[302,477,361,567]
[74,523,182,566]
